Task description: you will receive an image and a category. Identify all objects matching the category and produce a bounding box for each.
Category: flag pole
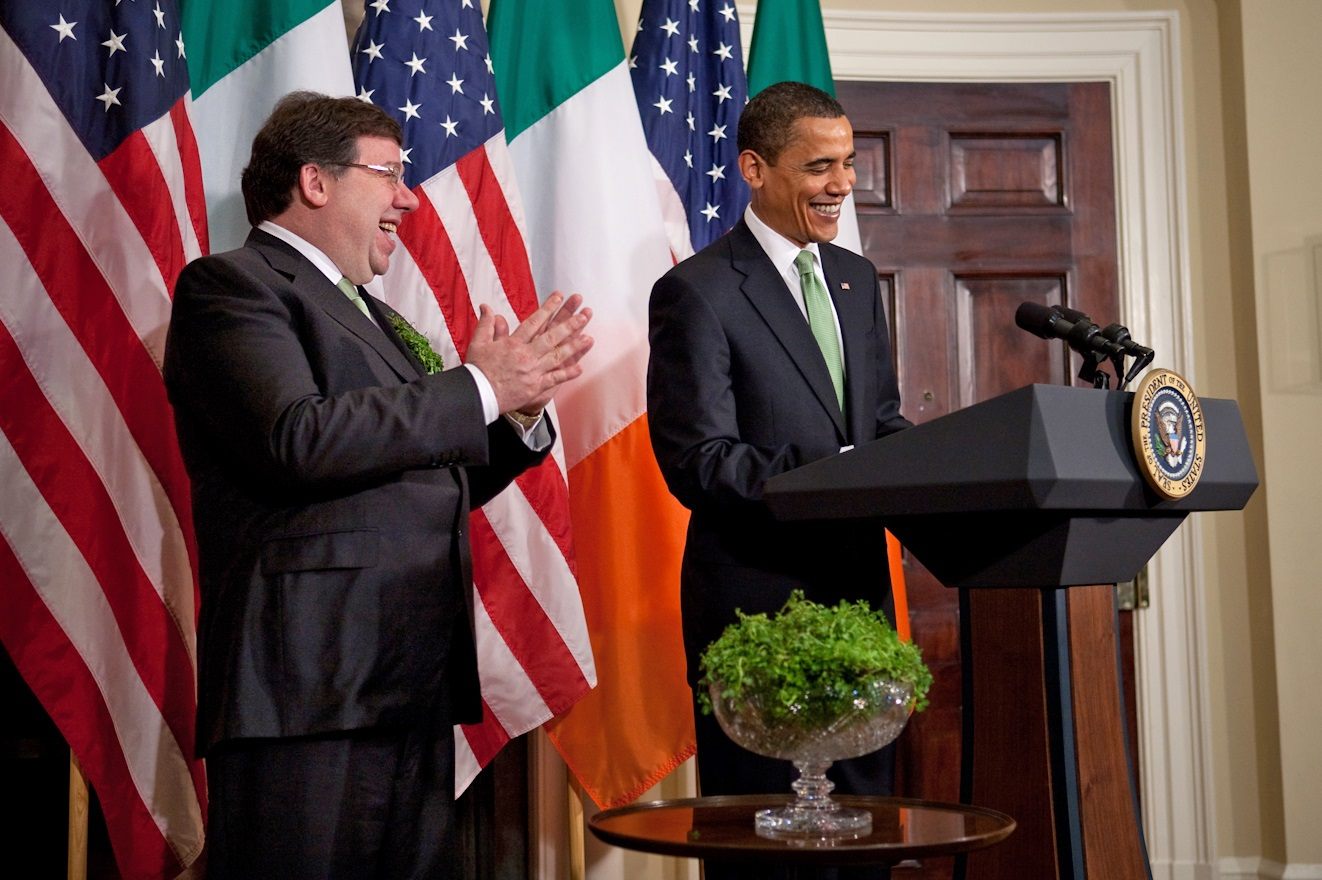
[567,783,586,880]
[67,750,88,880]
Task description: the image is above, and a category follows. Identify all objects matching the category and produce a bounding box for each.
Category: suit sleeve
[465,416,552,509]
[646,273,834,513]
[866,270,914,440]
[164,255,492,492]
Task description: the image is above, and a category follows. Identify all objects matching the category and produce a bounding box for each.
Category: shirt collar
[258,220,345,287]
[744,204,822,276]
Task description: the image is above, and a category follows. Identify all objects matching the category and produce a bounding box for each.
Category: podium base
[957,584,1152,880]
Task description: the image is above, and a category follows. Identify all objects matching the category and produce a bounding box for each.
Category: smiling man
[647,81,912,880]
[163,92,592,879]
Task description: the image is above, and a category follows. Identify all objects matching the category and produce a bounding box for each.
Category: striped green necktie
[795,249,844,411]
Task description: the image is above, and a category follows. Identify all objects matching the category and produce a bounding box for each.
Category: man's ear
[738,149,765,190]
[298,163,330,208]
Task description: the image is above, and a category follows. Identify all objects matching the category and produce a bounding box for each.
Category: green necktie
[795,249,844,411]
[336,276,371,318]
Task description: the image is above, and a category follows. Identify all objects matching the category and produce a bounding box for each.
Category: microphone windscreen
[1014,301,1061,339]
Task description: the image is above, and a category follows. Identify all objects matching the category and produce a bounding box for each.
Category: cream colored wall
[1234,0,1322,869]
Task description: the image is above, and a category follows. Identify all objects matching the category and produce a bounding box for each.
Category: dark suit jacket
[647,219,911,684]
[164,229,545,755]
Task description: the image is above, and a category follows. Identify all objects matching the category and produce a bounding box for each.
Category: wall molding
[1219,857,1322,880]
[735,9,1212,878]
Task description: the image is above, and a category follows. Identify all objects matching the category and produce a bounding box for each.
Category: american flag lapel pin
[840,282,851,291]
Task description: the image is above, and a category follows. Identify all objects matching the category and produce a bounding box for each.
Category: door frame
[739,10,1209,879]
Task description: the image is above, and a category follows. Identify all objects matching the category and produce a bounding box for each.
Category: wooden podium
[763,384,1258,880]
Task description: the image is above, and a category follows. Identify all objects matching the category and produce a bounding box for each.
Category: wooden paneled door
[836,81,1141,880]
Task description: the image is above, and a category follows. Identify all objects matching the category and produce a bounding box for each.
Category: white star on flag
[101,31,127,56]
[51,14,77,41]
[96,82,122,110]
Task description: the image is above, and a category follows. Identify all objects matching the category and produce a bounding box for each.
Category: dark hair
[240,91,403,225]
[737,81,846,163]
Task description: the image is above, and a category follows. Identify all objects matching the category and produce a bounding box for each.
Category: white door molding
[735,9,1211,879]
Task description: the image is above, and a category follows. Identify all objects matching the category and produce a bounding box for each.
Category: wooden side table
[588,795,1015,867]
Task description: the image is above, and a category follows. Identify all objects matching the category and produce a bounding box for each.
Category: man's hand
[466,292,593,415]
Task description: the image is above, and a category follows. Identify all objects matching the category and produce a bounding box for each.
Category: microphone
[1055,306,1156,378]
[1014,302,1125,358]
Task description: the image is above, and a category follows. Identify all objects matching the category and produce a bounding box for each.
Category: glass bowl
[709,676,913,842]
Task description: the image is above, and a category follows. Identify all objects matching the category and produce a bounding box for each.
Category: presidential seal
[1131,368,1206,499]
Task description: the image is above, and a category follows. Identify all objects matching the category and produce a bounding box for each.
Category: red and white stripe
[0,29,206,880]
[368,131,596,794]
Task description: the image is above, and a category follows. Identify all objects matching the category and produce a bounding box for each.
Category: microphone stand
[1078,350,1111,390]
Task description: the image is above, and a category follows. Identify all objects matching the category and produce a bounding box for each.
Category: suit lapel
[729,222,846,439]
[247,230,420,381]
[821,244,874,446]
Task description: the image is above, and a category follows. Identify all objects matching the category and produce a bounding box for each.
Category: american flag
[0,1,207,878]
[630,0,749,258]
[350,0,596,792]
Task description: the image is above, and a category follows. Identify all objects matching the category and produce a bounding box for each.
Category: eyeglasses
[328,161,406,186]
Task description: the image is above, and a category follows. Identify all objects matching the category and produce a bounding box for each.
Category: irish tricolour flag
[488,0,696,808]
[180,0,353,250]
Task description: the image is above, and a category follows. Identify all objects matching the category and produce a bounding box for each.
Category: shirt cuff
[463,363,500,424]
[505,412,552,451]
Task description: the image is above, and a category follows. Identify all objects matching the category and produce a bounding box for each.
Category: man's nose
[827,165,855,195]
[395,179,420,212]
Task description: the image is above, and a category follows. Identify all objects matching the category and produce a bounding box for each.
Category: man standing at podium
[647,81,912,878]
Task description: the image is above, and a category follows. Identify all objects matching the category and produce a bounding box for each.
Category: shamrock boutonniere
[387,314,444,375]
